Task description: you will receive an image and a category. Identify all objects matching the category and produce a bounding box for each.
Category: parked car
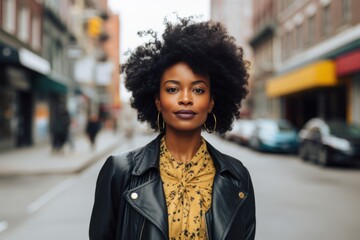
[298,118,360,166]
[223,119,243,143]
[222,119,255,145]
[249,119,299,153]
[237,120,256,145]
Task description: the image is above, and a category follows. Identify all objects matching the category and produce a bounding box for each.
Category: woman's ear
[209,98,215,113]
[155,96,161,111]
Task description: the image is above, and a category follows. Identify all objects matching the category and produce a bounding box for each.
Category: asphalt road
[1,132,359,240]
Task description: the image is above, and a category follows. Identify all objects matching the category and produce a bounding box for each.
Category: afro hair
[121,16,250,134]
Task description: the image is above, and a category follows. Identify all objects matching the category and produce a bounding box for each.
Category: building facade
[251,0,360,127]
[72,0,120,129]
[0,0,119,151]
[0,0,49,149]
[249,0,277,119]
[211,0,254,118]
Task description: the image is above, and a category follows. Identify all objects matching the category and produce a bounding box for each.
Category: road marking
[0,221,8,233]
[27,178,75,214]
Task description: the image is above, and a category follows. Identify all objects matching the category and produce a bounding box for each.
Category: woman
[89,17,256,240]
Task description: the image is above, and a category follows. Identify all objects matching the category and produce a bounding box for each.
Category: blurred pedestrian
[51,109,70,154]
[90,17,255,240]
[86,114,101,149]
[66,115,76,151]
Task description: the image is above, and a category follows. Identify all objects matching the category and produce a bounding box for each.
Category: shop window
[0,90,16,149]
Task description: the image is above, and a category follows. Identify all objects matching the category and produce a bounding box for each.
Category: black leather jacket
[89,135,256,240]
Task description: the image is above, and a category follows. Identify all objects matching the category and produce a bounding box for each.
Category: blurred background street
[1,0,360,239]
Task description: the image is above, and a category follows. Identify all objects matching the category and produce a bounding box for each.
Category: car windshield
[259,120,294,132]
[328,122,360,138]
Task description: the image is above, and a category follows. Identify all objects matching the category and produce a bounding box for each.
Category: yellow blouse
[159,137,216,240]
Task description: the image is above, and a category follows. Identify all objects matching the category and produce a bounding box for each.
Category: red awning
[336,49,360,77]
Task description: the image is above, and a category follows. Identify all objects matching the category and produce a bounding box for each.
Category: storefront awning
[266,60,337,97]
[0,42,50,74]
[0,42,68,94]
[336,49,360,77]
[35,75,68,93]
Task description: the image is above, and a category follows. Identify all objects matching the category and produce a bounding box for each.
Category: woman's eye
[166,87,178,93]
[193,88,205,94]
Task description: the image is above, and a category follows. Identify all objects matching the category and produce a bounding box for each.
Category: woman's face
[155,62,214,134]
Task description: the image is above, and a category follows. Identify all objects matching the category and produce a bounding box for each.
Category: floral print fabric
[159,137,216,240]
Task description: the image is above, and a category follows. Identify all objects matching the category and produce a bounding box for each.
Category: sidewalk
[0,130,123,176]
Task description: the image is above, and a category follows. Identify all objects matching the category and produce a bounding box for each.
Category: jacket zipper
[138,170,153,240]
[139,218,146,240]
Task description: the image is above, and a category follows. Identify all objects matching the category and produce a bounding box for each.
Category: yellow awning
[266,60,337,97]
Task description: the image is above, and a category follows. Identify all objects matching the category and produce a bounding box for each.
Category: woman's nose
[178,90,193,106]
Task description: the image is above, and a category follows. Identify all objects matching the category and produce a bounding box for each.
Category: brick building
[250,0,360,127]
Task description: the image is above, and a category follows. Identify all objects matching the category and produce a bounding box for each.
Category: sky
[108,0,211,62]
[107,0,211,101]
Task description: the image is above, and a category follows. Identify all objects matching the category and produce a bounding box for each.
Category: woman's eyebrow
[164,80,180,85]
[192,80,209,86]
[164,79,209,86]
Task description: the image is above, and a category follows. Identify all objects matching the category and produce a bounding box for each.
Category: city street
[1,132,360,240]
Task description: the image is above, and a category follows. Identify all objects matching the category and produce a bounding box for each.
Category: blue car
[249,119,299,153]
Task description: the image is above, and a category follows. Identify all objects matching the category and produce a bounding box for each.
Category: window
[18,6,30,42]
[31,16,41,50]
[286,31,291,57]
[295,24,303,49]
[291,30,295,53]
[307,15,315,45]
[281,35,287,60]
[341,0,351,24]
[2,0,16,33]
[322,5,331,37]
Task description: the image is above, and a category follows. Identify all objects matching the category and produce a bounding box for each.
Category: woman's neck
[164,130,202,163]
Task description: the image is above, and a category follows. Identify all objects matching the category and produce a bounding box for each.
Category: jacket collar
[128,134,249,240]
[132,134,245,182]
[131,134,163,176]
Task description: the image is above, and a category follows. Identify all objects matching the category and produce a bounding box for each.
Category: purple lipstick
[175,110,196,119]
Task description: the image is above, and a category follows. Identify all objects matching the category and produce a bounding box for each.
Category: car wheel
[318,147,330,166]
[249,137,256,149]
[298,144,309,161]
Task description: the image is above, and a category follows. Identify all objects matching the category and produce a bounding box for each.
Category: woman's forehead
[161,62,210,83]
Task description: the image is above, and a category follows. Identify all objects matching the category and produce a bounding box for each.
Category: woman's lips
[174,110,196,119]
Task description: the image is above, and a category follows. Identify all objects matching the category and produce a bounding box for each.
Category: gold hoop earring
[157,112,165,132]
[204,112,216,134]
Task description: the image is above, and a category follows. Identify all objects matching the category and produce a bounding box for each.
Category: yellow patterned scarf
[159,137,216,240]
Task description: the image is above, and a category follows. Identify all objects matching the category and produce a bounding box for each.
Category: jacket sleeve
[244,168,256,240]
[89,155,132,239]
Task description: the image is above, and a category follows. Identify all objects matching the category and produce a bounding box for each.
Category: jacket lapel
[124,176,169,239]
[209,175,248,240]
[206,141,249,240]
[124,135,169,239]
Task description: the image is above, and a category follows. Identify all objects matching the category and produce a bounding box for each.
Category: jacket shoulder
[104,149,140,176]
[207,142,251,183]
[219,152,249,173]
[106,139,153,171]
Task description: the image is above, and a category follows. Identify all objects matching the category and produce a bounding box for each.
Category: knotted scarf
[159,137,216,240]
